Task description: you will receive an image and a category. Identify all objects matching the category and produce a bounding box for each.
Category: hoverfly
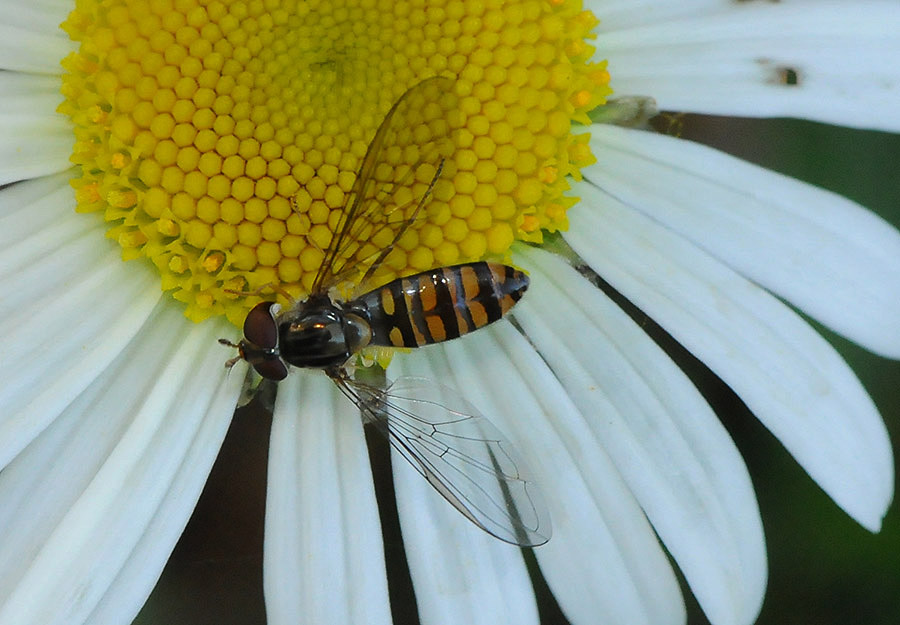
[220,77,550,547]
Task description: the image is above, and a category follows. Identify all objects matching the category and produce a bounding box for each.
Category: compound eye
[253,359,288,381]
[244,302,280,348]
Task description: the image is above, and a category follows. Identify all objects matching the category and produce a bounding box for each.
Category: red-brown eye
[253,359,288,381]
[243,302,279,348]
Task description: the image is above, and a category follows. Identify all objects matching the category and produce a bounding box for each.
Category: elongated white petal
[0,12,74,176]
[565,193,894,531]
[512,245,766,625]
[0,257,159,468]
[408,326,687,625]
[0,0,73,40]
[0,219,108,315]
[0,174,88,288]
[585,125,900,359]
[598,1,900,131]
[390,353,541,625]
[0,170,75,230]
[0,72,67,117]
[0,305,241,625]
[83,319,244,624]
[0,112,73,184]
[0,202,159,469]
[264,372,392,625]
[0,2,74,74]
[595,0,722,32]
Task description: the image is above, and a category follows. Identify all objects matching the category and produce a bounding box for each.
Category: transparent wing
[308,76,458,297]
[235,366,277,412]
[332,373,551,547]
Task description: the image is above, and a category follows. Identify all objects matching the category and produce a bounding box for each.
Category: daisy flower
[1,1,898,625]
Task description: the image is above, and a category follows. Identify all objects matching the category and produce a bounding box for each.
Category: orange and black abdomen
[356,262,529,348]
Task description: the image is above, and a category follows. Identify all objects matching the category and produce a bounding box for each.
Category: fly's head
[219,301,289,381]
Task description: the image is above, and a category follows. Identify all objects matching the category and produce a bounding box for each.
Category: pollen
[60,0,611,326]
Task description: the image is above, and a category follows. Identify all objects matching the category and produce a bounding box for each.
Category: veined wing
[308,76,458,297]
[332,374,551,547]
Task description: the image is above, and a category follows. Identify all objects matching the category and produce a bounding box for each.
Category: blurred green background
[135,116,900,625]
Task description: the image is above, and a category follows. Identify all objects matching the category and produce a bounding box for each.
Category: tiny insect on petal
[219,79,547,545]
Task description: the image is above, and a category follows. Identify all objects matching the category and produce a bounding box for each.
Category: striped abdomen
[356,262,529,348]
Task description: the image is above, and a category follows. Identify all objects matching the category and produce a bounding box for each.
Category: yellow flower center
[59,0,611,326]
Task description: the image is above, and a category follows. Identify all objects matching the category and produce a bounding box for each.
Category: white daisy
[1,2,897,625]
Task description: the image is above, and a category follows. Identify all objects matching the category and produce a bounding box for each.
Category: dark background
[135,116,900,625]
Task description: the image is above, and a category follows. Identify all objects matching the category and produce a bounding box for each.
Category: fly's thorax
[344,309,374,354]
[278,295,373,370]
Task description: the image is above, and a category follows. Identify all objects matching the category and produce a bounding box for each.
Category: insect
[220,77,550,547]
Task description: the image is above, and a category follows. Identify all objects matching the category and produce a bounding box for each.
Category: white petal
[0,173,86,284]
[0,170,73,227]
[264,372,392,625]
[512,245,766,625]
[565,192,894,531]
[585,125,900,359]
[593,0,722,32]
[0,4,75,74]
[390,352,540,625]
[82,319,244,624]
[0,0,74,41]
[408,326,688,625]
[0,305,240,625]
[0,111,73,184]
[0,43,74,182]
[0,209,159,468]
[598,2,900,131]
[0,72,67,117]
